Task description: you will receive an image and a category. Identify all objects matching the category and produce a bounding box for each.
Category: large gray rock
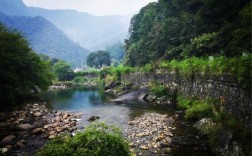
[0,135,16,145]
[213,131,233,156]
[194,118,215,135]
[111,87,149,103]
[17,124,33,130]
[228,141,244,156]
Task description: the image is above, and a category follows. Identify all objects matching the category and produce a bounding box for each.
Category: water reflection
[41,87,112,110]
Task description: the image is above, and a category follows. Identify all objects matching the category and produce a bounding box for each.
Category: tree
[124,0,251,66]
[0,23,52,105]
[53,61,74,81]
[87,50,111,68]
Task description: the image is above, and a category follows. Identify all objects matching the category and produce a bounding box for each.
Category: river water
[41,87,215,156]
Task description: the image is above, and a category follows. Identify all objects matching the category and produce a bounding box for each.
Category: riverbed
[42,87,215,156]
[0,87,215,155]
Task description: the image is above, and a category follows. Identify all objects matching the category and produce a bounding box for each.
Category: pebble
[33,112,42,117]
[0,103,83,155]
[32,128,42,134]
[127,113,174,155]
[1,135,16,145]
[17,124,33,130]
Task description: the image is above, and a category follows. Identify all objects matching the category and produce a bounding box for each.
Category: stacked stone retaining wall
[121,72,251,127]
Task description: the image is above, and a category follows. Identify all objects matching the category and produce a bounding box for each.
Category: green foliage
[108,65,134,81]
[73,76,87,83]
[178,96,213,119]
[0,23,52,105]
[87,51,111,68]
[124,0,251,66]
[140,64,155,72]
[53,61,74,81]
[36,122,131,156]
[150,82,168,97]
[185,102,212,119]
[159,55,252,89]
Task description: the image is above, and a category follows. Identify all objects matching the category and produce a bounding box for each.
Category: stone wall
[121,72,251,126]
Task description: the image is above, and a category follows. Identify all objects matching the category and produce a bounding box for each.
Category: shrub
[159,55,252,89]
[178,96,213,119]
[185,102,212,119]
[150,82,169,97]
[36,122,131,156]
[73,76,87,83]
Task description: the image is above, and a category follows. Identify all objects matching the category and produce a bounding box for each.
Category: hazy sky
[23,0,158,16]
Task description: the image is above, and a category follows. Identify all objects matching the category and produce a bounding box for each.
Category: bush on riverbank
[36,122,132,156]
[177,96,213,119]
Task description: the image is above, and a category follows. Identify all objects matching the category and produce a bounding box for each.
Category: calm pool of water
[41,87,171,133]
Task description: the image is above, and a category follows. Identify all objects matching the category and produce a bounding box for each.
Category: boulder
[1,135,16,145]
[213,131,233,156]
[87,116,99,122]
[112,87,149,103]
[47,131,56,137]
[48,135,56,139]
[32,128,42,134]
[55,116,61,122]
[105,81,116,90]
[144,94,153,103]
[17,124,33,130]
[33,112,42,117]
[104,89,115,95]
[63,113,69,119]
[194,118,215,134]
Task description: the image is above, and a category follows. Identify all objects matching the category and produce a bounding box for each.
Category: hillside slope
[124,0,251,66]
[0,13,88,67]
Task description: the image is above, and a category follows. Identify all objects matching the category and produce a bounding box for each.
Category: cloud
[23,0,157,16]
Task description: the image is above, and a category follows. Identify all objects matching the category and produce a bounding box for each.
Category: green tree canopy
[87,50,111,68]
[124,0,251,66]
[53,61,74,81]
[0,23,52,105]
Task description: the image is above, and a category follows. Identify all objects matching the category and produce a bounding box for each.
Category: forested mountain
[0,13,88,67]
[0,0,130,51]
[29,7,131,51]
[124,0,251,66]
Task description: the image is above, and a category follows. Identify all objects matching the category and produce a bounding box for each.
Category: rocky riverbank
[127,113,175,155]
[127,112,216,156]
[0,103,82,155]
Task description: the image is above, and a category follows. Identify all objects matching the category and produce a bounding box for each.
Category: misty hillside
[0,0,131,51]
[29,7,131,50]
[0,13,88,67]
[0,0,29,16]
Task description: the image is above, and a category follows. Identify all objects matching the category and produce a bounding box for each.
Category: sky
[23,0,158,16]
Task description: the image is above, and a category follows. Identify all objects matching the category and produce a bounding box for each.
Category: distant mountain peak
[0,0,29,16]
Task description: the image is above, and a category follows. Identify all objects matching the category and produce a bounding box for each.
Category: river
[41,87,215,156]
